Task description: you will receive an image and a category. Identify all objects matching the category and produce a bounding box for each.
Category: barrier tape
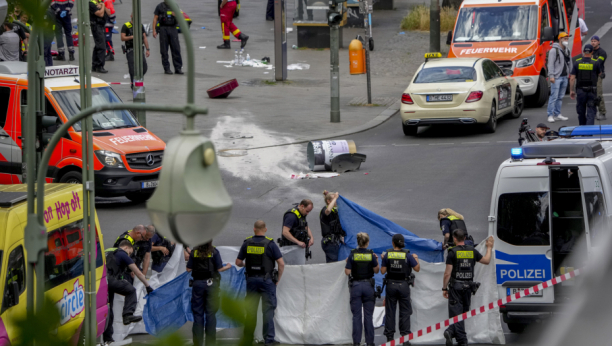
[109,82,144,87]
[379,268,581,346]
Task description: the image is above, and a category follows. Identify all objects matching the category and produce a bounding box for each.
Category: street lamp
[147,128,232,247]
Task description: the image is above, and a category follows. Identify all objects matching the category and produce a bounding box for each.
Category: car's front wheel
[59,171,83,184]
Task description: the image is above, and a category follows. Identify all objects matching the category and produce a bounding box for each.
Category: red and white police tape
[108,82,144,86]
[379,268,581,346]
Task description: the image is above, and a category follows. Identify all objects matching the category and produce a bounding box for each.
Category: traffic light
[328,11,342,26]
[147,132,233,247]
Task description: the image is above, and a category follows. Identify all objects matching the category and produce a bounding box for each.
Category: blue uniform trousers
[350,280,375,344]
[445,283,473,345]
[384,280,412,339]
[191,280,220,346]
[55,10,74,53]
[244,277,277,344]
[321,239,340,263]
[576,89,597,125]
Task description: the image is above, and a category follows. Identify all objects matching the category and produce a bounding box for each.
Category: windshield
[454,5,538,42]
[53,87,139,131]
[414,66,477,83]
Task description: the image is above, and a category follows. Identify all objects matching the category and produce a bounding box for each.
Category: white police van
[490,126,612,333]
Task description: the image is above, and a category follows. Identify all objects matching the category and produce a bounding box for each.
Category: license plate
[141,181,159,189]
[427,94,453,102]
[507,287,543,297]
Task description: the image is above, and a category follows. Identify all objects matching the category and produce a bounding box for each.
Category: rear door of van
[494,165,554,304]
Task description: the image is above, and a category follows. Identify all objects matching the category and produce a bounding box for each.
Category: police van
[0,62,165,203]
[490,125,612,332]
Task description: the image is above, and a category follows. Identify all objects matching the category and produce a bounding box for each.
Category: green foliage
[6,0,54,34]
[12,298,64,346]
[400,5,457,32]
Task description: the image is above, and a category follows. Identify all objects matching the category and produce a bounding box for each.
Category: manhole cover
[218,149,248,157]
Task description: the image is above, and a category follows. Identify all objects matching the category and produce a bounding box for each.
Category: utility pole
[362,0,373,104]
[133,0,146,126]
[274,0,287,81]
[329,2,342,123]
[430,0,440,52]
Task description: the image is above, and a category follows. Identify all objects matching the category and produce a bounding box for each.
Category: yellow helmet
[558,32,569,39]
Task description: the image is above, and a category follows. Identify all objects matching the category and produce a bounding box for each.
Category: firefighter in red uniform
[217,0,248,49]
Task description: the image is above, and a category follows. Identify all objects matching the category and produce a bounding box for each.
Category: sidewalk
[64,0,435,150]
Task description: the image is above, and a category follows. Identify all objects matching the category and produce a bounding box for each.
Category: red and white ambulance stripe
[108,82,144,86]
[379,268,581,346]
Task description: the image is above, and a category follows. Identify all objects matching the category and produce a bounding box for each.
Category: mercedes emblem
[146,154,155,166]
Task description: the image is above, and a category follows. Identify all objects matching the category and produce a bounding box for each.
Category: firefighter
[236,220,285,346]
[320,191,346,263]
[570,44,603,125]
[103,240,153,344]
[217,0,248,49]
[443,231,494,346]
[50,0,75,61]
[104,0,116,61]
[152,1,183,75]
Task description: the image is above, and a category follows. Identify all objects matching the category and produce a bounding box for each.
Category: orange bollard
[349,39,366,75]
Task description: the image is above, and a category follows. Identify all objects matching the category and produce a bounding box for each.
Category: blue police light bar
[558,125,612,137]
[511,147,523,160]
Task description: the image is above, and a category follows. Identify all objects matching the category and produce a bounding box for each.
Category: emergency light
[558,125,612,137]
[510,147,523,160]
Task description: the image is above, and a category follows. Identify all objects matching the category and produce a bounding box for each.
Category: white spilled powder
[217,59,275,70]
[287,63,310,70]
[210,115,307,182]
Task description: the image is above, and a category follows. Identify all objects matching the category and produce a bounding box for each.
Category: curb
[235,100,400,151]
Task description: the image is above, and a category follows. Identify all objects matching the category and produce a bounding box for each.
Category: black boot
[69,52,75,61]
[54,53,65,61]
[105,53,114,61]
[217,40,231,49]
[122,314,142,325]
[239,33,249,49]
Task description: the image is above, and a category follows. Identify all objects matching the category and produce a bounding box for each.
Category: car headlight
[95,150,125,168]
[516,55,536,68]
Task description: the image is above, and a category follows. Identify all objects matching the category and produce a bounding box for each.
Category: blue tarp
[337,196,444,292]
[144,266,248,336]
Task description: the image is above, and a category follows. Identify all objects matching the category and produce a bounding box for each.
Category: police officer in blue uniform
[443,230,494,346]
[320,191,346,263]
[381,234,420,345]
[570,44,603,125]
[187,241,232,346]
[438,209,474,249]
[236,220,285,346]
[113,225,147,284]
[280,199,315,249]
[153,1,183,75]
[345,232,379,346]
[103,240,153,344]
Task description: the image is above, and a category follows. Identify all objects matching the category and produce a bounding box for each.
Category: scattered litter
[228,135,253,139]
[114,26,118,29]
[112,29,119,34]
[199,46,206,49]
[399,32,405,35]
[364,172,369,175]
[287,63,310,70]
[123,74,130,79]
[262,57,270,63]
[217,59,274,69]
[247,188,251,190]
[207,79,239,98]
[289,172,340,179]
[292,45,298,49]
[287,28,293,33]
[264,72,269,74]
[72,18,78,23]
[201,27,206,29]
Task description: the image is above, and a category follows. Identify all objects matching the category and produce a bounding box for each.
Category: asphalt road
[97,0,612,344]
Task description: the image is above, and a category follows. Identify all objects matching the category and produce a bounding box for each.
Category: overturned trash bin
[307,140,366,173]
[207,79,239,98]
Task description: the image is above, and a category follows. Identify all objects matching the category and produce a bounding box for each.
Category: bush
[401,4,458,32]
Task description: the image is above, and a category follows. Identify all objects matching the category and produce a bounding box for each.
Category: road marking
[462,141,490,144]
[359,145,387,147]
[429,143,455,145]
[593,22,612,40]
[392,143,420,146]
[497,141,517,143]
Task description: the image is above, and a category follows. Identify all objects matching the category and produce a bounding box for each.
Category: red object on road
[207,79,239,98]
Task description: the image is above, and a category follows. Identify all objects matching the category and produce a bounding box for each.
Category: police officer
[438,208,473,249]
[187,240,232,346]
[591,35,607,120]
[443,230,493,346]
[51,0,75,61]
[134,226,156,276]
[236,220,285,346]
[89,0,108,73]
[381,234,420,345]
[103,240,154,344]
[345,232,379,346]
[153,1,183,75]
[320,191,346,263]
[149,224,176,273]
[113,225,146,283]
[280,199,315,249]
[121,14,150,89]
[570,44,603,125]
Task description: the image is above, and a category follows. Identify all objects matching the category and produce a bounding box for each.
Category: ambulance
[0,184,108,345]
[0,62,165,203]
[446,0,584,108]
[489,126,612,332]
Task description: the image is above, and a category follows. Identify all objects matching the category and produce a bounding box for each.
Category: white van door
[578,165,607,251]
[494,166,554,304]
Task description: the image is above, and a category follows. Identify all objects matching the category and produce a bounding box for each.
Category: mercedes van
[447,0,583,108]
[0,184,108,345]
[0,62,165,203]
[489,126,612,332]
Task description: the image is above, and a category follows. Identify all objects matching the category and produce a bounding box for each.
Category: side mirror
[541,26,554,42]
[446,31,452,45]
[11,282,19,306]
